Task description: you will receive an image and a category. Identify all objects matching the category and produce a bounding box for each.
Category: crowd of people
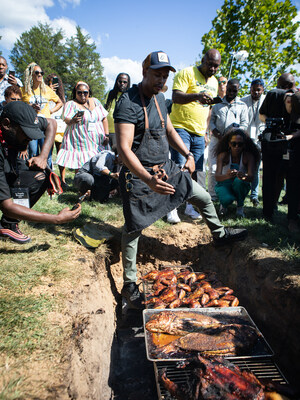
[0,50,299,309]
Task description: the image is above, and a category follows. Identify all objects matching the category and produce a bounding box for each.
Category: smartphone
[9,70,15,76]
[75,111,84,118]
[52,77,59,85]
[211,96,223,104]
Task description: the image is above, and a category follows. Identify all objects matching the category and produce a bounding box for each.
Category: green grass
[0,294,53,356]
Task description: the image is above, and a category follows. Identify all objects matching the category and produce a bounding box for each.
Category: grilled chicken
[160,355,265,400]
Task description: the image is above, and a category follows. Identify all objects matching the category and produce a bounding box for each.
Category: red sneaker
[0,222,31,244]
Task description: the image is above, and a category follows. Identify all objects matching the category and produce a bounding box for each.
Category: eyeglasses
[125,172,133,192]
[9,97,21,101]
[230,141,244,147]
[77,90,89,96]
[218,80,226,84]
[34,70,44,76]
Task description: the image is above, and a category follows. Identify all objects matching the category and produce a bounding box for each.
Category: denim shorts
[170,128,205,170]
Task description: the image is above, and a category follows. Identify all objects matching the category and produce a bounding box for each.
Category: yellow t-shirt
[21,85,59,118]
[105,91,122,133]
[170,66,218,135]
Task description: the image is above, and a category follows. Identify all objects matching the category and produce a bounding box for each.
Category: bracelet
[109,171,112,175]
[186,152,194,159]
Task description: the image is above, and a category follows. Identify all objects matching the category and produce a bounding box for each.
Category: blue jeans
[170,129,205,170]
[250,161,261,200]
[28,138,53,169]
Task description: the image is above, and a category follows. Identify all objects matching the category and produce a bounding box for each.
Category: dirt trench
[66,223,300,399]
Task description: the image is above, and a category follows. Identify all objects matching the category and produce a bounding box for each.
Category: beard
[3,129,29,151]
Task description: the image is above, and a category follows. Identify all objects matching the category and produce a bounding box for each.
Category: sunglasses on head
[230,141,244,147]
[77,90,89,95]
[34,70,44,76]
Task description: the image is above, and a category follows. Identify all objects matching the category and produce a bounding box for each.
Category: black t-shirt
[113,84,168,152]
[0,117,48,202]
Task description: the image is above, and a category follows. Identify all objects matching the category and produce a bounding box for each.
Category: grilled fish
[145,311,221,335]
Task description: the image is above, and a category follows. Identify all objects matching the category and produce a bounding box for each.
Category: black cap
[1,102,44,140]
[143,51,176,72]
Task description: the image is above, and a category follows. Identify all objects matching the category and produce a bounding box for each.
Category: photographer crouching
[259,92,300,232]
[0,102,81,244]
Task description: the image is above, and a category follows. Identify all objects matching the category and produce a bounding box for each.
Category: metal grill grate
[154,357,288,400]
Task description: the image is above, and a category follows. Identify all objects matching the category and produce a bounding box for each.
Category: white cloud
[102,56,143,91]
[0,0,52,49]
[0,0,86,50]
[58,0,80,9]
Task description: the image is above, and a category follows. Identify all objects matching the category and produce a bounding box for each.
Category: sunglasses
[230,141,244,147]
[125,172,133,192]
[34,70,44,76]
[118,80,128,84]
[218,80,226,84]
[77,90,89,95]
[10,97,21,101]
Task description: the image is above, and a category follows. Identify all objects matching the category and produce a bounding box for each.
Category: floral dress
[56,98,109,169]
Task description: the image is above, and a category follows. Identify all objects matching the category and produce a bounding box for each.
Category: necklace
[80,100,90,111]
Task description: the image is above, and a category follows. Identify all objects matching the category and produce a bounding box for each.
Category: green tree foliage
[10,23,66,80]
[61,26,106,100]
[9,23,106,101]
[201,0,300,91]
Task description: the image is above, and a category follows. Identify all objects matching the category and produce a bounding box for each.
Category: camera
[259,118,285,141]
[259,118,287,156]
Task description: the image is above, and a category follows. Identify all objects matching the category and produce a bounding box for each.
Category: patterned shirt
[0,74,23,102]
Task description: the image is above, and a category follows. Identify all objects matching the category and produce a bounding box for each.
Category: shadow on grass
[0,242,51,254]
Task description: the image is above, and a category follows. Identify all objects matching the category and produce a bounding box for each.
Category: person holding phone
[56,81,109,172]
[0,56,23,103]
[167,49,221,223]
[215,129,260,218]
[21,63,63,168]
[45,73,68,186]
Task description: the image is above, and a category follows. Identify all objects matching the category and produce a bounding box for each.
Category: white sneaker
[184,203,202,220]
[236,206,245,218]
[167,209,181,223]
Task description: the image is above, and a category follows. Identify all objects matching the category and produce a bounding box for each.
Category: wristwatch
[186,152,194,159]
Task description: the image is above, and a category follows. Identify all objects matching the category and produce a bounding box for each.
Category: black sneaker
[121,283,144,310]
[214,227,248,246]
[0,222,31,244]
[251,198,260,207]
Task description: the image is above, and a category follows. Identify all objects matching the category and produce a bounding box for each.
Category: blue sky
[0,0,299,96]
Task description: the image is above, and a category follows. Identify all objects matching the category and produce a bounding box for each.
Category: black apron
[120,85,193,233]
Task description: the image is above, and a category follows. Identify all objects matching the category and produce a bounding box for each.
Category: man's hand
[147,175,175,195]
[7,74,18,86]
[111,172,119,180]
[19,150,29,160]
[28,155,48,170]
[56,205,81,224]
[198,91,213,105]
[182,156,195,175]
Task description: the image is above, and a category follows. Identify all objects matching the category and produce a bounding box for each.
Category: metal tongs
[71,191,90,210]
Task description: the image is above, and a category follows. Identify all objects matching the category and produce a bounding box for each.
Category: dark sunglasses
[218,80,226,84]
[77,90,89,95]
[34,70,44,76]
[230,141,244,147]
[125,172,133,192]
